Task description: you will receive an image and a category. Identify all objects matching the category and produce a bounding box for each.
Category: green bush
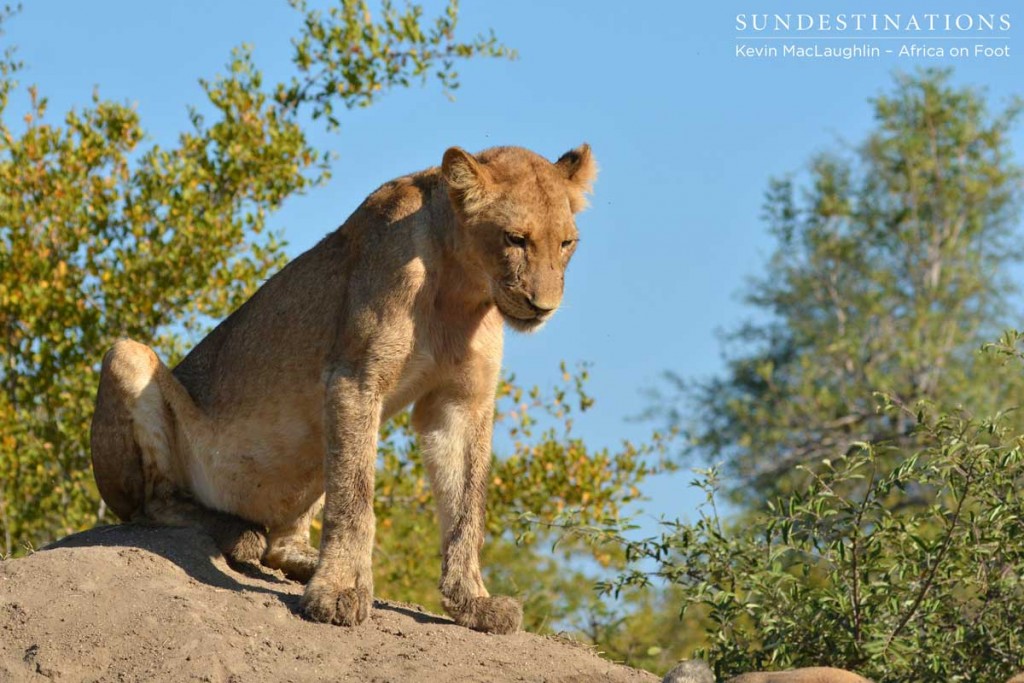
[572,333,1024,682]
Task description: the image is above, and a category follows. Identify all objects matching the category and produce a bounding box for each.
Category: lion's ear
[555,143,597,213]
[442,147,492,215]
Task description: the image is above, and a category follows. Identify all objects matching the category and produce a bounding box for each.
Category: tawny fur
[725,668,873,683]
[1006,675,1024,683]
[90,144,596,634]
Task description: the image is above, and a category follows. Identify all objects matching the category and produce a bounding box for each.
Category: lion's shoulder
[361,168,442,225]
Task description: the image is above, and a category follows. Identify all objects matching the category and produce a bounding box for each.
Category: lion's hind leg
[91,339,161,522]
[146,494,268,566]
[262,499,322,582]
[91,338,267,566]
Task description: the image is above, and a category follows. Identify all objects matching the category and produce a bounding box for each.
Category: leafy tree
[562,583,709,673]
[665,69,1024,503]
[0,0,515,553]
[555,69,1024,677]
[578,333,1024,682]
[571,70,1024,678]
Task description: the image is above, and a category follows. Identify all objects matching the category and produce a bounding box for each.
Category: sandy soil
[0,524,658,683]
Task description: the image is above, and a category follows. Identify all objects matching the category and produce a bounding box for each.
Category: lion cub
[90,144,596,634]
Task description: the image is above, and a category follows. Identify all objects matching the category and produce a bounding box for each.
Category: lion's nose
[527,298,558,315]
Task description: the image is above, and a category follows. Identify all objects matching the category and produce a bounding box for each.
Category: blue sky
[6,1,1022,526]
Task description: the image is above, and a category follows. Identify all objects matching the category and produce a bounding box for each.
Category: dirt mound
[0,525,656,683]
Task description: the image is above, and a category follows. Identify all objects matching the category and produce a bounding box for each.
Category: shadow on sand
[46,524,299,611]
[373,600,454,626]
[44,524,463,628]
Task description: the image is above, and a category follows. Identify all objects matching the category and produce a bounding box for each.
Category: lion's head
[441,144,597,332]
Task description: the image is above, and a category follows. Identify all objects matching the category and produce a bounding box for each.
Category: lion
[90,143,596,634]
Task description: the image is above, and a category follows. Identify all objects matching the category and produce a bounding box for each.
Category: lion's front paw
[300,579,372,626]
[444,595,522,634]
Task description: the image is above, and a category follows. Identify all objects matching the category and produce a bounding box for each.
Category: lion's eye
[505,232,527,248]
[561,239,577,249]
